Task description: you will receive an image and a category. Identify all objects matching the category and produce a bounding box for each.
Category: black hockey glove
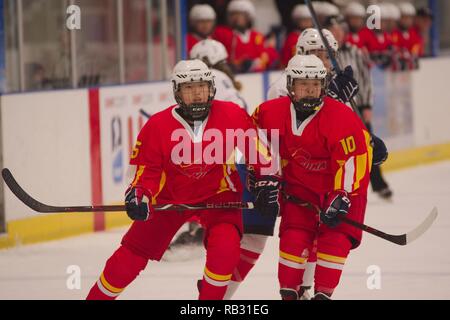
[320,190,351,228]
[371,134,388,166]
[125,186,154,221]
[246,166,257,195]
[254,176,281,217]
[328,66,359,103]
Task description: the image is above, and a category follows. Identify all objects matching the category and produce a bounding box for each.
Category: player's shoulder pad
[212,99,243,111]
[140,104,176,132]
[256,96,291,127]
[214,25,232,36]
[259,96,291,113]
[322,97,365,128]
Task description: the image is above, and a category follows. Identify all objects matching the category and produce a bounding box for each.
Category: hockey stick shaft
[2,168,253,213]
[304,0,364,120]
[139,109,151,119]
[283,193,392,239]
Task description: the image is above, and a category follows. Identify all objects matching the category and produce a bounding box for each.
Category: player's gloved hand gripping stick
[284,192,437,246]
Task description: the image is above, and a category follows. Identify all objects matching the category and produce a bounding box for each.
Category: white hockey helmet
[296,28,339,55]
[311,1,325,15]
[344,2,366,18]
[292,4,312,20]
[286,54,327,82]
[286,55,328,112]
[172,60,216,120]
[380,3,401,20]
[189,4,216,22]
[398,2,416,17]
[227,0,256,21]
[319,2,340,17]
[389,3,401,20]
[190,39,228,66]
[172,59,215,89]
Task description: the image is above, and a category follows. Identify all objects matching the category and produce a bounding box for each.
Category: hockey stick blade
[340,207,438,246]
[2,168,253,213]
[405,206,438,245]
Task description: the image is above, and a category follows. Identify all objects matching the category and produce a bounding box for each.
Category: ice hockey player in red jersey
[392,2,421,70]
[213,0,278,72]
[343,2,368,52]
[187,4,217,54]
[281,4,314,67]
[254,55,372,300]
[363,3,401,70]
[86,59,281,300]
[225,28,369,301]
[162,39,249,262]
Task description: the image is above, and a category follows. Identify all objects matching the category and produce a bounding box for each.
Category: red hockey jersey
[358,27,393,53]
[187,33,212,55]
[129,100,271,205]
[345,31,366,50]
[392,28,423,57]
[213,26,274,72]
[253,96,372,204]
[281,31,301,67]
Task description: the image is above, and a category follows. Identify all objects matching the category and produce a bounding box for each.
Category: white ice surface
[1,161,449,300]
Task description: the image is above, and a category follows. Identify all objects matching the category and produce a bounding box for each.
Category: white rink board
[98,82,175,205]
[412,57,450,147]
[1,90,91,221]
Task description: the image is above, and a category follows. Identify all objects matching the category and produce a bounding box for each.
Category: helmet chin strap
[175,96,212,124]
[174,83,216,124]
[182,102,211,123]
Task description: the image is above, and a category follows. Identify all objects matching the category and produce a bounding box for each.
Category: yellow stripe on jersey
[279,250,307,264]
[152,171,166,204]
[226,149,236,165]
[334,160,345,190]
[100,273,124,294]
[255,136,271,162]
[353,153,368,191]
[204,267,232,282]
[317,252,346,264]
[364,130,373,171]
[251,107,260,126]
[217,165,231,194]
[131,165,145,187]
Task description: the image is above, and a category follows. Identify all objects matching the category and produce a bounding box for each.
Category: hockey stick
[1,168,254,213]
[284,193,438,246]
[304,0,364,120]
[139,109,151,119]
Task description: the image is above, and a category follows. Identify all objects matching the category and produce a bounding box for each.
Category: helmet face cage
[173,78,216,122]
[286,72,329,114]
